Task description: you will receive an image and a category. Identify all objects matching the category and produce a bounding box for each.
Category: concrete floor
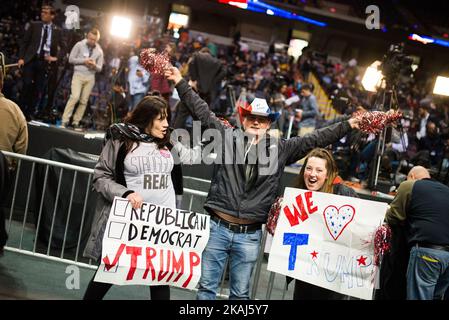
[0,221,293,300]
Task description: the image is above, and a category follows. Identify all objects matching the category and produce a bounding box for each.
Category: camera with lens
[380,43,414,86]
[268,75,286,93]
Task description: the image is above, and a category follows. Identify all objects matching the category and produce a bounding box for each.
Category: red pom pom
[355,110,402,134]
[218,117,235,129]
[267,196,283,235]
[373,224,392,266]
[139,49,171,75]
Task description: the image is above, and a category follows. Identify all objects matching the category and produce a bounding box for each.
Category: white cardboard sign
[267,188,387,300]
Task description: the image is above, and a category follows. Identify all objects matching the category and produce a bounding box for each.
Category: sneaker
[72,124,83,131]
[60,122,67,128]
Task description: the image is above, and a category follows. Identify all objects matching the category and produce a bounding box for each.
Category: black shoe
[0,247,4,257]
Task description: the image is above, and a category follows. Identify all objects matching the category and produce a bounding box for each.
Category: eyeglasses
[245,114,270,124]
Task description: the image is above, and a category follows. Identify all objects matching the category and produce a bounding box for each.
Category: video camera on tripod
[380,43,414,87]
[368,43,414,191]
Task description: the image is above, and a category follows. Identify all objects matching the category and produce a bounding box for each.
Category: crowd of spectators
[1,1,448,186]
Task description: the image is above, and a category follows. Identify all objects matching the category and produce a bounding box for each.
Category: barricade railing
[1,151,288,300]
[2,150,98,270]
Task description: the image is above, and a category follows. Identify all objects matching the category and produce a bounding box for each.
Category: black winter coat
[176,79,353,223]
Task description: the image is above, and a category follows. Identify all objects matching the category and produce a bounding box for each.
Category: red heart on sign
[323,205,355,240]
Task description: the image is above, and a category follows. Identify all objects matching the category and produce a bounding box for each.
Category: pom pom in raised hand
[373,224,392,266]
[140,49,171,75]
[354,110,403,134]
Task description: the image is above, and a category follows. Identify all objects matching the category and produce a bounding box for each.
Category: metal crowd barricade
[1,151,289,300]
[2,150,98,270]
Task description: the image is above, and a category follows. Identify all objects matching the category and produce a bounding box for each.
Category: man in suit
[18,4,62,120]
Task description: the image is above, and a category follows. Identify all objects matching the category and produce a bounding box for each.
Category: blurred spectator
[127,53,149,112]
[188,47,226,106]
[385,166,449,300]
[18,4,62,119]
[108,81,128,123]
[0,71,28,156]
[61,28,104,129]
[296,83,320,136]
[205,38,218,57]
[0,70,28,255]
[413,121,444,167]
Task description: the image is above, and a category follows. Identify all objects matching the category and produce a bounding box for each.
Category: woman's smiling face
[303,156,328,191]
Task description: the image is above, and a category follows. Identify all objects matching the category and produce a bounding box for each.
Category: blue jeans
[130,93,145,112]
[406,246,449,300]
[196,219,262,300]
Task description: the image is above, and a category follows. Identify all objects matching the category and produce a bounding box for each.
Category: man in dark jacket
[385,166,449,300]
[166,67,360,300]
[188,47,226,106]
[18,4,62,119]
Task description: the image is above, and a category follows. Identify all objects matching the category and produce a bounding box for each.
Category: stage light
[219,0,248,9]
[288,39,309,60]
[433,76,449,96]
[408,33,434,45]
[361,61,383,92]
[110,16,132,39]
[408,33,449,48]
[168,12,189,29]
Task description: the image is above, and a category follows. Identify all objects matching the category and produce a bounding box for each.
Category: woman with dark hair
[82,93,199,300]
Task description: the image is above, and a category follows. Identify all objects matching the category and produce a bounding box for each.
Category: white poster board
[267,188,387,300]
[95,197,210,290]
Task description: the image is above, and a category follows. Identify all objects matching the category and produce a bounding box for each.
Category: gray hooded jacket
[83,139,131,260]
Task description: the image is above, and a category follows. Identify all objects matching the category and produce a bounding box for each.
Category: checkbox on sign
[113,199,130,217]
[108,222,126,240]
[103,262,119,273]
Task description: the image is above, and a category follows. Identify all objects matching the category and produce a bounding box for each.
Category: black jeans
[83,271,170,300]
[20,56,49,116]
[45,62,59,111]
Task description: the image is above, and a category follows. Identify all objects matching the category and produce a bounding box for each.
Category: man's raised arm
[165,66,228,133]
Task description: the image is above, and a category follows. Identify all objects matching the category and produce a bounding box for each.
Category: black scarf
[105,123,155,144]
